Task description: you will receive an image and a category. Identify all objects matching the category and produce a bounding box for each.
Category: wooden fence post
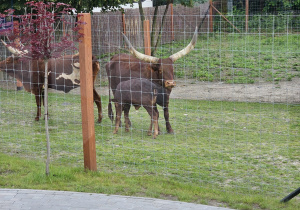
[143,20,151,56]
[170,3,174,41]
[122,13,126,35]
[245,0,249,33]
[78,13,97,171]
[209,0,213,33]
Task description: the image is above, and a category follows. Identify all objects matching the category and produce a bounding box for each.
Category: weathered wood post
[245,0,249,33]
[143,20,151,56]
[78,13,97,171]
[209,0,213,33]
[170,3,174,41]
[122,13,126,35]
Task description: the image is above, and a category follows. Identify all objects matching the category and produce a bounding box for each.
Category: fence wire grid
[0,3,299,204]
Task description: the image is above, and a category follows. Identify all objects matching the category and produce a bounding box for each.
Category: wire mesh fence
[0,2,299,204]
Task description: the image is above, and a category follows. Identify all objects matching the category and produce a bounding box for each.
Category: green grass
[154,34,300,83]
[0,89,299,210]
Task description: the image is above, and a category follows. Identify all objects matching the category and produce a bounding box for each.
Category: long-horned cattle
[0,40,102,122]
[106,27,198,133]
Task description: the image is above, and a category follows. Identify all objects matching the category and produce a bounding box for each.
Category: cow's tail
[108,82,114,123]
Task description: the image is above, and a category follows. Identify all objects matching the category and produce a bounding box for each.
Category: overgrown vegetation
[98,32,300,84]
[154,33,300,83]
[216,14,300,34]
[0,89,299,209]
[232,0,300,15]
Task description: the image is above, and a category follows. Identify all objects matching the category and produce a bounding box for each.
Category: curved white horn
[122,33,159,63]
[1,39,26,56]
[169,27,198,62]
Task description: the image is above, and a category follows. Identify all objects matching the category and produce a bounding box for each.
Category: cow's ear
[150,63,160,71]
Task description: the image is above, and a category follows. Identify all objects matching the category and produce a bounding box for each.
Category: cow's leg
[147,120,153,136]
[153,107,159,138]
[123,105,132,127]
[34,91,42,121]
[145,106,159,139]
[93,88,102,123]
[123,104,131,132]
[163,104,174,134]
[145,106,153,136]
[146,106,159,136]
[113,102,122,134]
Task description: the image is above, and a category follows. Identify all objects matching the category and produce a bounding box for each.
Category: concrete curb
[0,189,234,210]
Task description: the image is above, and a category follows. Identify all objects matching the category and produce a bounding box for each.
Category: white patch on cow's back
[56,62,80,85]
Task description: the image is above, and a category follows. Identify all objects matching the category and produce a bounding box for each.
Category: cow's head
[122,27,198,90]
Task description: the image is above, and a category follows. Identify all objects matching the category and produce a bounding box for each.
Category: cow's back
[106,54,156,94]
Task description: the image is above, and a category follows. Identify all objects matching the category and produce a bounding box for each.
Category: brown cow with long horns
[106,27,198,133]
[0,40,102,122]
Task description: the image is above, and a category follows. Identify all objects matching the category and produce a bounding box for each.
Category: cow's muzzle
[165,80,176,88]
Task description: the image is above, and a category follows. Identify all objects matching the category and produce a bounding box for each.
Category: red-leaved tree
[1,1,84,175]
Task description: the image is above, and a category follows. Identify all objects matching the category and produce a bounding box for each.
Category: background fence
[0,2,299,207]
[91,3,210,55]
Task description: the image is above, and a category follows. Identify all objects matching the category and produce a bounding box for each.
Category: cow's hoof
[147,131,152,136]
[97,115,103,123]
[113,130,118,134]
[125,128,129,132]
[167,129,174,134]
[35,117,40,121]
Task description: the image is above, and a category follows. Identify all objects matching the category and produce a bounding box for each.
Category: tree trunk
[152,2,170,56]
[44,59,50,176]
[138,0,145,47]
[138,0,171,56]
[150,6,159,55]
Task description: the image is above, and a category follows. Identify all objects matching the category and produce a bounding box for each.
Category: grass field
[98,33,300,85]
[0,88,299,210]
[157,33,300,83]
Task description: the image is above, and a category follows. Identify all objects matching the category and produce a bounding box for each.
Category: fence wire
[0,4,299,203]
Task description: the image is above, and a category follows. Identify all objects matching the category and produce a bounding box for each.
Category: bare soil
[171,78,300,104]
[1,78,299,104]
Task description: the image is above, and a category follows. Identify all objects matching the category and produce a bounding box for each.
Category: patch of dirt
[171,78,300,104]
[2,78,300,104]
